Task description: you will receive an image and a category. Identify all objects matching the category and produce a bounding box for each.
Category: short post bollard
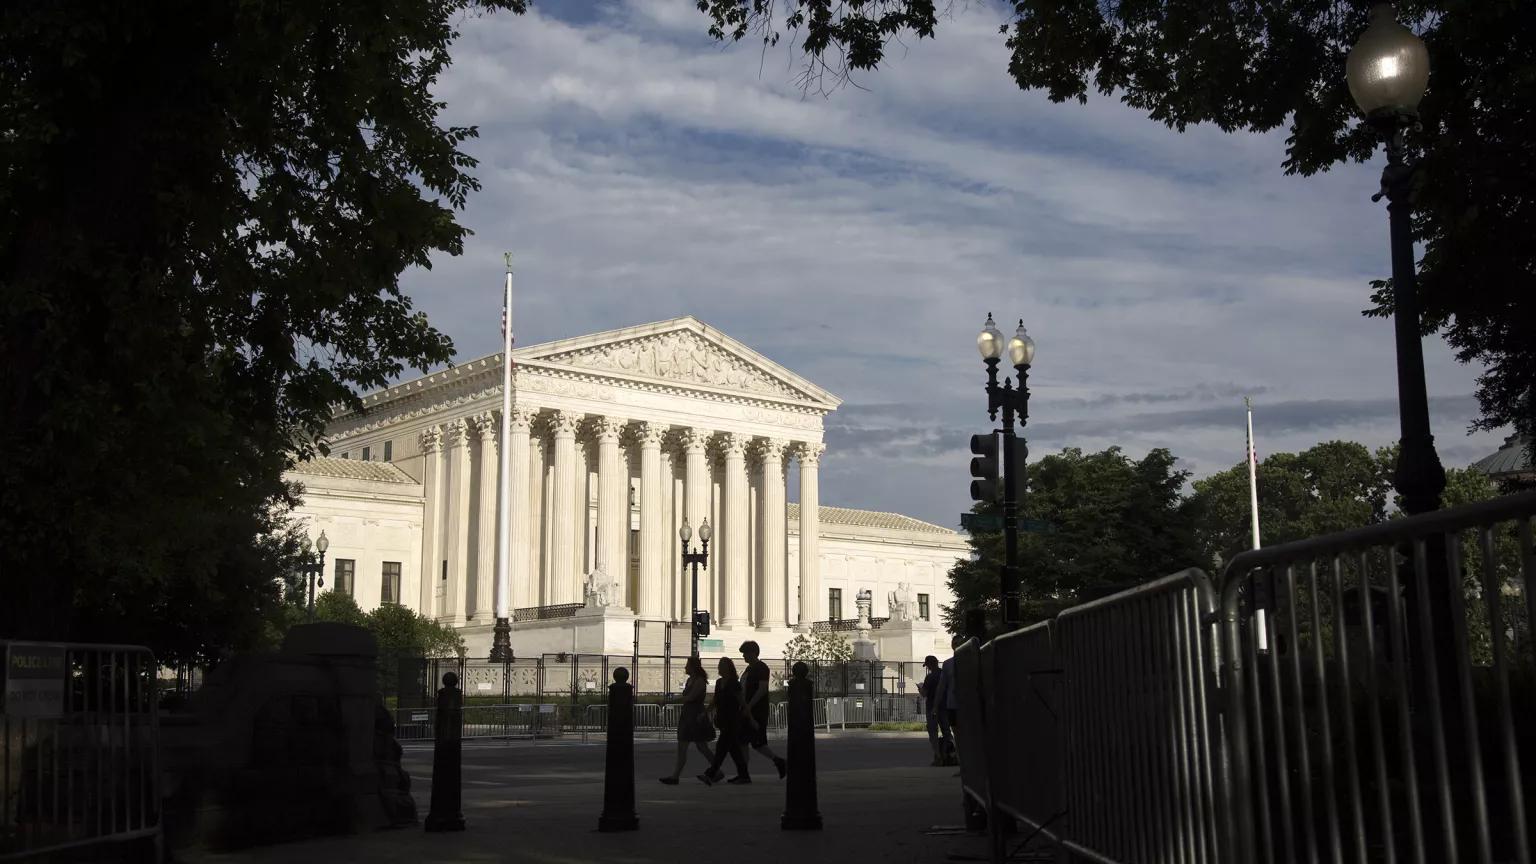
[424,671,466,832]
[781,661,823,830]
[597,667,639,832]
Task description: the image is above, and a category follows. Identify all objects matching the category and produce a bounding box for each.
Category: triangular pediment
[519,317,840,408]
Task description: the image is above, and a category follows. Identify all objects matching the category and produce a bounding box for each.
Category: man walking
[738,641,788,781]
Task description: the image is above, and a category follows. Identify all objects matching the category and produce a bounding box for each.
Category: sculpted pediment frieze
[537,330,812,402]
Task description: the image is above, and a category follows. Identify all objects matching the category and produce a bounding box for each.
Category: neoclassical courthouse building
[288,316,966,661]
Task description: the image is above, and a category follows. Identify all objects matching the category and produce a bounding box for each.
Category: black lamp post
[975,313,1035,630]
[1347,2,1446,519]
[305,530,330,621]
[679,517,713,657]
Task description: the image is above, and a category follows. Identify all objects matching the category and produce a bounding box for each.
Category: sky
[393,0,1508,530]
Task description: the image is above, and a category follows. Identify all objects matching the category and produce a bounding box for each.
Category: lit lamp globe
[1007,320,1035,368]
[1346,4,1430,121]
[976,313,1004,361]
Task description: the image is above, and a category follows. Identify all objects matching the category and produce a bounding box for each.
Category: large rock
[162,624,416,851]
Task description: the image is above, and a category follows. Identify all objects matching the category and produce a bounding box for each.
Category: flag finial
[504,251,513,273]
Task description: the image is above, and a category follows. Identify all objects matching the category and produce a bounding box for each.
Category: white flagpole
[1246,396,1268,650]
[491,253,514,660]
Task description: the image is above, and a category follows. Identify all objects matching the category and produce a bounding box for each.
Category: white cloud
[391,2,1506,527]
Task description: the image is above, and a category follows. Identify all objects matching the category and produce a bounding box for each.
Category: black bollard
[781,661,823,830]
[597,667,639,832]
[424,671,466,832]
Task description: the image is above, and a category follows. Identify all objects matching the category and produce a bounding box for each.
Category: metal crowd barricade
[1219,490,1536,864]
[1056,568,1224,863]
[954,638,990,816]
[985,621,1064,841]
[1,643,162,862]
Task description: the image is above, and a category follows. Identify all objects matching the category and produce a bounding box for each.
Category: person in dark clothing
[661,656,715,784]
[921,654,952,766]
[700,657,750,785]
[738,641,787,779]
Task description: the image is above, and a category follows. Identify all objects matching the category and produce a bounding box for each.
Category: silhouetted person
[739,640,787,779]
[424,671,465,832]
[699,657,750,785]
[660,656,716,784]
[921,654,952,766]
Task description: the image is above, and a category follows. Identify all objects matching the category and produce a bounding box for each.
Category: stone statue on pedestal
[886,582,915,622]
[583,567,617,609]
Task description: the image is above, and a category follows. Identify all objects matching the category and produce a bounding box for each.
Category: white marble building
[288,316,967,660]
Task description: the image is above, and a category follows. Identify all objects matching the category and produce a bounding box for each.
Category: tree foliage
[784,630,855,662]
[1187,440,1394,570]
[0,0,525,660]
[945,446,1203,633]
[699,0,1536,454]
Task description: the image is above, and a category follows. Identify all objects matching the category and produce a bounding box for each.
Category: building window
[340,452,349,460]
[918,593,930,621]
[334,559,355,597]
[382,562,402,605]
[828,588,842,622]
[383,440,393,462]
[362,446,371,461]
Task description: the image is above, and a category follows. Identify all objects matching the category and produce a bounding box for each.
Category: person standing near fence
[934,635,961,768]
[700,657,750,785]
[660,656,716,785]
[921,655,953,767]
[738,641,788,780]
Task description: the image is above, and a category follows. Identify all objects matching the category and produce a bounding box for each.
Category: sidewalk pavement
[176,736,992,864]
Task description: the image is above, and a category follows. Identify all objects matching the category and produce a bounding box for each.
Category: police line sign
[3,642,66,718]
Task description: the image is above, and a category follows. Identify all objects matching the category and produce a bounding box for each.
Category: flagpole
[489,253,515,662]
[1246,396,1268,651]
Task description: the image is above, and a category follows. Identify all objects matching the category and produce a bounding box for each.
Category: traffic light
[969,433,999,501]
[693,610,712,637]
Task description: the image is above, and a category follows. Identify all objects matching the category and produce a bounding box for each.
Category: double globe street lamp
[972,313,1035,630]
[678,517,713,657]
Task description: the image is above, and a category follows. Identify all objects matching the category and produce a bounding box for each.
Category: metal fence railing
[1220,490,1536,864]
[394,703,563,743]
[1,642,162,862]
[956,490,1536,864]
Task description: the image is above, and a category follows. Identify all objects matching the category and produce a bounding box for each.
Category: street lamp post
[1347,5,1466,803]
[975,314,1035,630]
[306,530,330,621]
[679,518,713,657]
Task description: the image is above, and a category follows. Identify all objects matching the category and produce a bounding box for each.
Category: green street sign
[960,514,1056,534]
[960,513,1002,532]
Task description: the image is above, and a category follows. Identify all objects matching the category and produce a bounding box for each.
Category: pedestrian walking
[699,657,750,785]
[920,655,953,766]
[934,635,961,767]
[738,641,788,779]
[660,656,716,785]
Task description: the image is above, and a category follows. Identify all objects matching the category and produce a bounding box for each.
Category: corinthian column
[592,416,629,609]
[681,429,713,615]
[635,422,668,619]
[473,413,498,620]
[550,410,581,605]
[720,433,750,627]
[756,439,790,629]
[418,426,444,615]
[796,442,825,630]
[445,419,472,623]
[507,406,536,612]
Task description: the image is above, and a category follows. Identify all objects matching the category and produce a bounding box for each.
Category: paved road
[182,733,996,864]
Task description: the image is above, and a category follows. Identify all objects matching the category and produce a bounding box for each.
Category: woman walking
[699,657,750,785]
[660,656,716,785]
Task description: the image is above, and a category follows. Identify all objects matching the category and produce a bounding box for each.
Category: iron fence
[1,642,161,862]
